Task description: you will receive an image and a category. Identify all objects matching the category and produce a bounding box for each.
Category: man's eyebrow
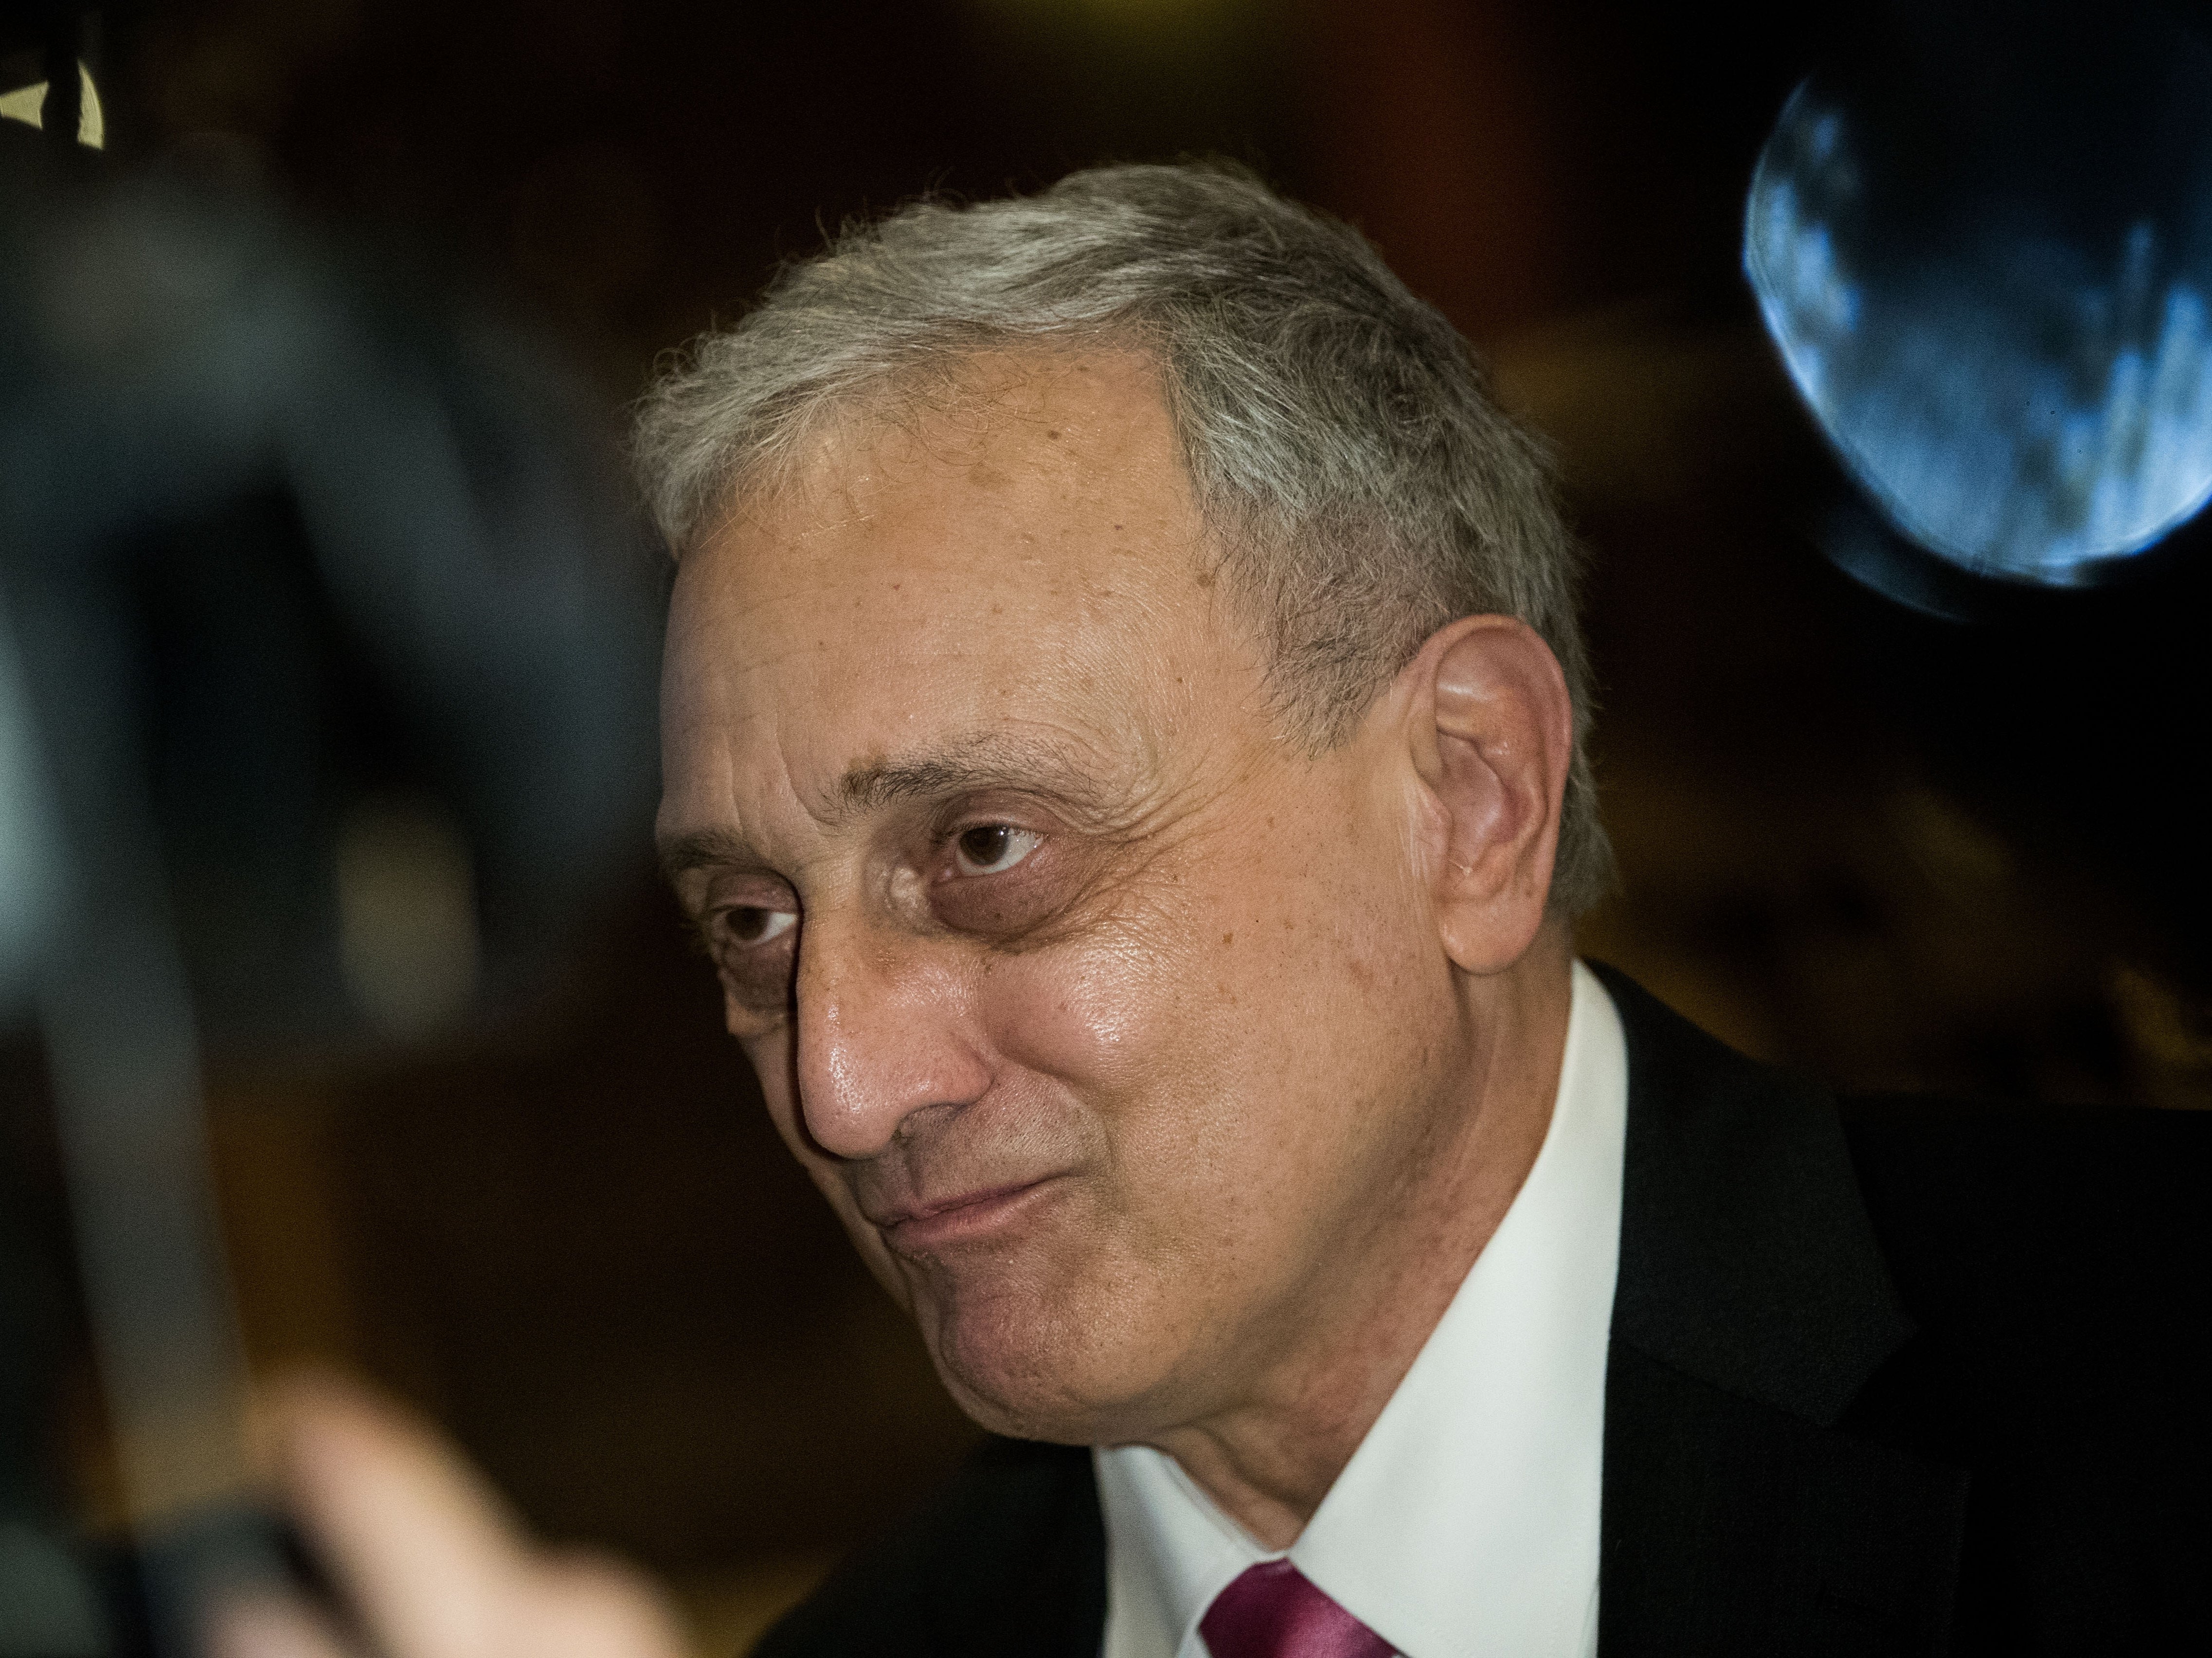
[831,735,1114,822]
[657,826,756,883]
[658,737,1127,883]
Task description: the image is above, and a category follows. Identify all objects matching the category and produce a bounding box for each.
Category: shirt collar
[1096,961,1629,1658]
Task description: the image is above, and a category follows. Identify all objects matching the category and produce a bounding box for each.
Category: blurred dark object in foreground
[1,102,658,1654]
[0,123,660,1046]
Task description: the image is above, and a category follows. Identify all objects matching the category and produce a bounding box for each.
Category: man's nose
[792,916,991,1159]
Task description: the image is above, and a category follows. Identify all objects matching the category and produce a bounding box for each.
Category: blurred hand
[209,1370,693,1658]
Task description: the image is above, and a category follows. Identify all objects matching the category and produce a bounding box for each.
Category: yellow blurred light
[336,796,483,1040]
[0,63,105,149]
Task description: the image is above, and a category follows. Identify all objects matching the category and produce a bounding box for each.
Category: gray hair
[632,161,1612,913]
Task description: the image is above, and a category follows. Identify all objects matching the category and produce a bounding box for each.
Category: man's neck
[1148,935,1576,1549]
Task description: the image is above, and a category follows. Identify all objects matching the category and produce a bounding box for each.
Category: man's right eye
[709,903,800,1026]
[724,906,798,945]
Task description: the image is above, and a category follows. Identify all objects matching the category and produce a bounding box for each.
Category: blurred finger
[261,1369,689,1658]
[262,1369,538,1658]
[203,1591,355,1658]
[517,1550,693,1658]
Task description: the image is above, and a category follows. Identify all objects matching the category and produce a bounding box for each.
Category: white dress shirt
[1095,960,1629,1658]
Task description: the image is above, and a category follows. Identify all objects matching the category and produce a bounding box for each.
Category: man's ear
[1402,615,1572,974]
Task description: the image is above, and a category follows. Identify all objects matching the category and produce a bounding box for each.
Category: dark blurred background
[7,0,2211,1649]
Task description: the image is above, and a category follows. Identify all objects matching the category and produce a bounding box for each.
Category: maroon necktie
[1199,1560,1395,1658]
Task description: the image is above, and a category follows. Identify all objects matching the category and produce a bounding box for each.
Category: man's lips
[871,1177,1061,1250]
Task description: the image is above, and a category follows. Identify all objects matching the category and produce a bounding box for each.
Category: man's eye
[724,906,797,945]
[952,825,1042,877]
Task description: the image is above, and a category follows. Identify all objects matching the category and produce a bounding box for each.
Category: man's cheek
[977,944,1184,1090]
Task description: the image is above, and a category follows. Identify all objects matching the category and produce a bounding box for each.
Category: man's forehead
[734,349,1198,561]
[659,350,1250,864]
[685,355,1224,674]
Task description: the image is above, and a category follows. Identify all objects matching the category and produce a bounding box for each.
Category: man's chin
[917,1280,1176,1446]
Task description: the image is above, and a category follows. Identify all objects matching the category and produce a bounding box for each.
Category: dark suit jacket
[755,966,2212,1656]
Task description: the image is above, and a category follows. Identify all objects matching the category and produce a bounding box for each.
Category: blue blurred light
[1747,79,2212,587]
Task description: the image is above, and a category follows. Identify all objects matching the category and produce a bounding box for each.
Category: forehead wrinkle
[658,697,816,885]
[818,729,1134,830]
[657,825,758,884]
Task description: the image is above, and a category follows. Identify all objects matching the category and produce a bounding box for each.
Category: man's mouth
[873,1178,1061,1251]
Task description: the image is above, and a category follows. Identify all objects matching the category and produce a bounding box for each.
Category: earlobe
[1408,616,1572,973]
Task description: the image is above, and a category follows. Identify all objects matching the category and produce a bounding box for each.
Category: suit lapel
[1591,967,1968,1657]
[934,1441,1105,1658]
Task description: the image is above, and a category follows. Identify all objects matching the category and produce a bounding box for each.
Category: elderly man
[240,164,2206,1658]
